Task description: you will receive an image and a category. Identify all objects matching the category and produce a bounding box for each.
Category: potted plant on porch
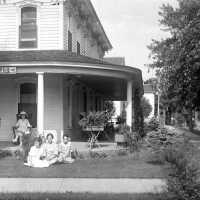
[79,111,110,149]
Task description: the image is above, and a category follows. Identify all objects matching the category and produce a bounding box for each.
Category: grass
[0,150,165,178]
[0,193,166,200]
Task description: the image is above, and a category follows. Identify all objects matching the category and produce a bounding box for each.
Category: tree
[141,97,153,119]
[148,0,200,131]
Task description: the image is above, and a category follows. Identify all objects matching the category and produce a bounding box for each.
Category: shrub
[163,140,200,200]
[124,131,141,153]
[148,117,160,131]
[117,149,128,157]
[145,128,185,165]
[141,97,153,119]
[89,151,108,159]
[0,150,12,159]
[15,134,36,162]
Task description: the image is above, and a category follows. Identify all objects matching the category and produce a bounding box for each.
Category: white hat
[20,111,27,115]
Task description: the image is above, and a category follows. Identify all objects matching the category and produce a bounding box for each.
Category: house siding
[0,1,103,57]
[0,5,17,50]
[0,78,18,141]
[63,4,101,59]
[39,4,62,50]
[44,75,63,142]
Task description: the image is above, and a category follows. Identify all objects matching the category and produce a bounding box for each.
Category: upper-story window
[19,7,37,49]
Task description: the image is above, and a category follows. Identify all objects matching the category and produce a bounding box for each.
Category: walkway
[0,178,166,194]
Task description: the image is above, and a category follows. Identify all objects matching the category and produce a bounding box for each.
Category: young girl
[13,111,31,146]
[24,137,49,168]
[58,134,74,163]
[42,133,58,165]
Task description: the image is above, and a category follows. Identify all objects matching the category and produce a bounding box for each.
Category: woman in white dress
[24,137,49,168]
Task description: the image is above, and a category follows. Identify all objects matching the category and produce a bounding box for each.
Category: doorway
[18,83,37,128]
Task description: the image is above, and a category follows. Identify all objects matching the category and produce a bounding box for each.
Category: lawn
[0,193,165,200]
[0,151,165,178]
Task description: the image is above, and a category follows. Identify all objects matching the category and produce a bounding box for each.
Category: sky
[91,0,178,81]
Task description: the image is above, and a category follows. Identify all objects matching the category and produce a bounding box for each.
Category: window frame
[19,6,38,49]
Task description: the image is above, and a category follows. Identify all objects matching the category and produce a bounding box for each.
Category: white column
[126,80,133,128]
[37,72,44,135]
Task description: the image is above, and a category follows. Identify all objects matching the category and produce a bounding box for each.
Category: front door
[18,83,37,128]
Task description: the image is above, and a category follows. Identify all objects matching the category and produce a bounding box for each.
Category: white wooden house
[0,0,143,141]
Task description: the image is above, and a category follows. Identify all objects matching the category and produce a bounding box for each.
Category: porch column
[126,80,133,128]
[37,72,44,135]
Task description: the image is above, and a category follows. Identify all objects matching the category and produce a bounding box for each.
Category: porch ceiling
[77,75,127,101]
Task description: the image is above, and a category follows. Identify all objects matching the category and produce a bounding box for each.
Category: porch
[0,50,143,142]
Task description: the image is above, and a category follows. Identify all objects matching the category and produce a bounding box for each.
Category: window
[68,31,72,52]
[19,7,37,48]
[77,41,80,55]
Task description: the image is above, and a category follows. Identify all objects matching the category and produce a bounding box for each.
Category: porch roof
[0,50,144,98]
[0,50,137,71]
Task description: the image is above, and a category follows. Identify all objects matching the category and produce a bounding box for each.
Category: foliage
[141,97,153,118]
[79,111,114,149]
[104,101,115,115]
[79,111,113,128]
[163,140,200,200]
[148,0,200,131]
[147,117,160,131]
[134,89,145,137]
[89,151,108,159]
[15,134,36,161]
[145,127,184,165]
[115,124,141,153]
[0,150,12,160]
[124,131,141,153]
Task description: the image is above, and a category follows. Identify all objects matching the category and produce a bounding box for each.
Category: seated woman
[24,137,49,168]
[13,111,31,146]
[58,134,74,164]
[42,133,58,165]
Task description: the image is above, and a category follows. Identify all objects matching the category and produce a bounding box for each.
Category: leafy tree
[141,97,153,118]
[148,0,200,130]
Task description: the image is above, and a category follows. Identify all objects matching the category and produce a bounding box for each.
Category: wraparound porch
[0,50,143,142]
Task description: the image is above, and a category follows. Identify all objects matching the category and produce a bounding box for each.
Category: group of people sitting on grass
[25,133,74,168]
[12,111,74,168]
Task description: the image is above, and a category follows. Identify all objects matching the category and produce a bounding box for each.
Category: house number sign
[0,67,16,74]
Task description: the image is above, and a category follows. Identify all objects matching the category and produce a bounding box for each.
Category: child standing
[58,134,74,163]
